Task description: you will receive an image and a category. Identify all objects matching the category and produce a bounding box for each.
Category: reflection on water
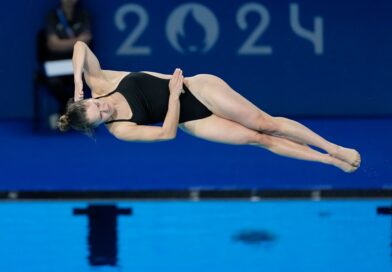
[232,229,277,246]
[377,204,392,260]
[0,200,391,272]
[73,204,132,266]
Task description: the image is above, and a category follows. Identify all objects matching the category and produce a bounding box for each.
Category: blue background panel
[0,0,390,191]
[0,119,390,191]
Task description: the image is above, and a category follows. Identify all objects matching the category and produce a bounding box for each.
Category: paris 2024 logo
[166,3,219,54]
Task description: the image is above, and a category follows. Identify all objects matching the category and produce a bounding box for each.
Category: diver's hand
[74,78,84,102]
[169,68,185,99]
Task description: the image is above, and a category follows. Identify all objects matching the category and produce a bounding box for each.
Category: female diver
[58,41,361,173]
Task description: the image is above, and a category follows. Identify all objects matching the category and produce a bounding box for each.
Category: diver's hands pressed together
[169,68,185,99]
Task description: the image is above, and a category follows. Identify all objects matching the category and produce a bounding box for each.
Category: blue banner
[0,0,391,117]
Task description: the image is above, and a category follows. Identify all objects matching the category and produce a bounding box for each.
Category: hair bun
[57,115,70,132]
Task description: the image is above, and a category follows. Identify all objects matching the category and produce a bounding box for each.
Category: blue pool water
[0,200,391,272]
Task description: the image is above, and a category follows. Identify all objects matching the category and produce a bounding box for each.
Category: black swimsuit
[96,72,212,125]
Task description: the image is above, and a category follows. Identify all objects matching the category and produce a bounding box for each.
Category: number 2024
[115,3,323,56]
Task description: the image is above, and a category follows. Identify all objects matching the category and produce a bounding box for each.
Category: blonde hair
[57,99,95,137]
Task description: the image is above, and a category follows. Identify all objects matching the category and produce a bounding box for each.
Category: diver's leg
[180,115,357,173]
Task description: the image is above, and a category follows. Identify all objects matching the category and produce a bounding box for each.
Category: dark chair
[32,29,59,131]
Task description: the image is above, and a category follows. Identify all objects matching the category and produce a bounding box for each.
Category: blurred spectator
[44,0,92,129]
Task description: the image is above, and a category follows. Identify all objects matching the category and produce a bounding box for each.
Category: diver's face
[85,99,114,126]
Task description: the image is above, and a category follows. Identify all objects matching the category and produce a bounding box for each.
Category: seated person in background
[45,0,92,129]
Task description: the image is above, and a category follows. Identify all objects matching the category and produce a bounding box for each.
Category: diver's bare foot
[331,146,361,167]
[328,155,359,173]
